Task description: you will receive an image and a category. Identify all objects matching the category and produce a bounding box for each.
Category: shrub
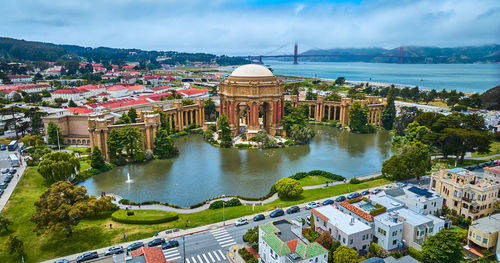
[238,248,258,263]
[119,199,130,205]
[209,198,242,209]
[133,151,146,163]
[127,211,134,216]
[302,228,321,242]
[235,143,252,148]
[289,172,309,180]
[274,178,303,198]
[370,206,387,216]
[347,198,361,204]
[207,124,217,132]
[111,210,178,224]
[308,170,345,181]
[350,178,361,184]
[408,247,422,262]
[203,129,214,141]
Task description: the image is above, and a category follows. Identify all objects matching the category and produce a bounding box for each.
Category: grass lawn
[470,141,500,158]
[63,146,91,154]
[298,176,329,186]
[0,167,389,263]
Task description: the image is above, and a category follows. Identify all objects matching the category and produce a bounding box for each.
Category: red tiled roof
[178,88,209,96]
[96,92,110,96]
[122,65,136,70]
[484,166,500,173]
[130,247,167,263]
[107,85,127,91]
[78,84,103,90]
[339,201,373,222]
[7,74,30,79]
[52,88,88,94]
[286,239,298,253]
[151,86,172,91]
[68,106,95,114]
[137,92,171,101]
[121,75,136,79]
[128,85,147,91]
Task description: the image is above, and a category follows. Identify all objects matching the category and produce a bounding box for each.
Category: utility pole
[183,235,186,263]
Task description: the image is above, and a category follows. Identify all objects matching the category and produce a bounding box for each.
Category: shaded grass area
[470,141,500,158]
[63,146,91,154]
[0,167,389,263]
[298,176,329,186]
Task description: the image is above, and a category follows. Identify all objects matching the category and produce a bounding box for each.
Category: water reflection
[78,126,392,207]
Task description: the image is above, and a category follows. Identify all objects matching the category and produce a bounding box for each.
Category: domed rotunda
[219,64,285,137]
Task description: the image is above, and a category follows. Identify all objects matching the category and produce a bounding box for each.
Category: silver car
[104,245,124,256]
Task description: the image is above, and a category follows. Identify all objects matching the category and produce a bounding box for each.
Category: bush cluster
[350,178,361,184]
[369,206,387,216]
[111,210,179,224]
[209,198,241,209]
[238,248,258,263]
[289,170,345,181]
[347,198,361,204]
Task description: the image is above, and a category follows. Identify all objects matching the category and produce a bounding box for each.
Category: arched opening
[260,102,273,134]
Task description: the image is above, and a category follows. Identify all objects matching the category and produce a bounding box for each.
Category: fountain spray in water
[125,172,133,183]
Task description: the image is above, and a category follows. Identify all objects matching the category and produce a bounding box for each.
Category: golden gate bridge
[241,43,408,64]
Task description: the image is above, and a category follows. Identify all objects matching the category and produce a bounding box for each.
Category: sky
[1,0,499,55]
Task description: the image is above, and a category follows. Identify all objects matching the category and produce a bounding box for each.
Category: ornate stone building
[219,64,285,137]
[292,95,385,126]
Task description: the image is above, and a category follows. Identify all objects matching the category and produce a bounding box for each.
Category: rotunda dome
[229,64,274,78]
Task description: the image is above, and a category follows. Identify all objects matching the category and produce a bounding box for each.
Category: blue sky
[1,0,498,55]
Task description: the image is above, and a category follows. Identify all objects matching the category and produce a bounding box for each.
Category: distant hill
[299,45,500,63]
[0,37,249,65]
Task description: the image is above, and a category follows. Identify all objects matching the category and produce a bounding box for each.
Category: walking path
[108,172,383,214]
[0,157,27,212]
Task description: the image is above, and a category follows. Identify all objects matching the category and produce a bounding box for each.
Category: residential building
[385,186,443,216]
[77,84,106,96]
[128,246,167,263]
[394,208,444,249]
[361,255,419,263]
[121,75,137,84]
[7,74,33,83]
[51,88,90,101]
[467,213,500,259]
[107,85,129,97]
[259,219,328,263]
[430,167,500,220]
[483,166,500,184]
[312,206,372,251]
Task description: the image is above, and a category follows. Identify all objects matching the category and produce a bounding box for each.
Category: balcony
[470,209,480,214]
[462,197,473,203]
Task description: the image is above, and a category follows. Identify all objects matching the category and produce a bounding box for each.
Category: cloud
[0,0,498,55]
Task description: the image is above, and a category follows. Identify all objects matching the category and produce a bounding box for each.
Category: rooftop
[394,208,432,226]
[470,213,500,234]
[130,247,167,263]
[230,64,274,78]
[313,206,371,235]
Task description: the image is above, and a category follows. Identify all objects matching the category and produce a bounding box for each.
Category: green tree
[217,114,232,148]
[421,230,464,263]
[107,129,122,159]
[31,111,45,133]
[38,151,80,184]
[316,231,333,250]
[9,236,24,258]
[0,214,12,232]
[204,98,216,120]
[274,178,303,198]
[328,241,341,263]
[382,141,431,181]
[90,146,105,169]
[324,92,341,102]
[281,106,308,132]
[68,100,77,107]
[154,128,177,158]
[121,125,142,156]
[127,108,138,123]
[332,246,360,263]
[381,93,396,130]
[368,242,388,258]
[115,112,131,124]
[394,106,421,135]
[289,124,314,144]
[41,89,51,97]
[30,181,114,236]
[305,88,317,100]
[243,226,259,244]
[20,134,44,147]
[291,86,299,95]
[335,77,345,85]
[47,121,64,146]
[348,102,368,132]
[255,130,278,148]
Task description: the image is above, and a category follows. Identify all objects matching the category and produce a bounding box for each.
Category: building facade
[430,167,500,220]
[467,213,500,259]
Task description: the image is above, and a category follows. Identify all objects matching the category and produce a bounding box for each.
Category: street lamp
[221,195,227,225]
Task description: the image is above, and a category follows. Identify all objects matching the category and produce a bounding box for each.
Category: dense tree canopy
[30,181,114,236]
[154,128,178,158]
[274,178,303,198]
[281,106,308,132]
[47,122,64,146]
[348,102,370,132]
[217,114,232,148]
[90,146,106,170]
[421,230,464,263]
[38,151,80,184]
[381,93,396,130]
[332,246,360,263]
[382,141,431,180]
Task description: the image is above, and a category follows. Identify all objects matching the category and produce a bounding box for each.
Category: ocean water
[264,60,500,94]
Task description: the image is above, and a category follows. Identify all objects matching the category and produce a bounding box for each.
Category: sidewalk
[0,157,27,212]
[108,172,383,213]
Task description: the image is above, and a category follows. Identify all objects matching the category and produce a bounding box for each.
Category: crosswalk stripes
[183,249,227,263]
[163,247,181,261]
[210,228,236,247]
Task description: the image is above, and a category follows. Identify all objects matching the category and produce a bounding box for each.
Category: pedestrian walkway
[163,247,181,262]
[186,249,227,263]
[0,157,27,212]
[210,228,236,247]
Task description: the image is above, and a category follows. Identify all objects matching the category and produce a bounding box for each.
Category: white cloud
[0,0,498,54]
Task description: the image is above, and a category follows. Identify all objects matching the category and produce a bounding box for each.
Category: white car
[384,185,392,189]
[305,201,320,210]
[235,218,248,226]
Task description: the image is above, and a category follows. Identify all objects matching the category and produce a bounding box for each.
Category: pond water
[79,126,393,207]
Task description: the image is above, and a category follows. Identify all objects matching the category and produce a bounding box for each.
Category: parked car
[162,240,179,250]
[322,199,334,205]
[269,209,285,218]
[253,214,265,221]
[9,168,17,174]
[235,218,249,226]
[286,206,300,214]
[372,188,382,194]
[361,190,370,195]
[127,241,144,252]
[148,238,166,247]
[76,251,98,263]
[0,144,5,150]
[54,259,69,263]
[1,168,9,174]
[305,201,320,210]
[4,174,13,183]
[347,192,361,199]
[384,185,392,189]
[104,245,124,256]
[0,182,8,189]
[0,189,4,197]
[335,196,346,202]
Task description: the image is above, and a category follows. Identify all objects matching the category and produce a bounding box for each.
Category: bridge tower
[293,43,298,64]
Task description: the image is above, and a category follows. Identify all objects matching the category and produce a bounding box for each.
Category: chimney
[350,217,355,225]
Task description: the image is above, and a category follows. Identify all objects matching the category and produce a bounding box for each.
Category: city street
[0,145,26,212]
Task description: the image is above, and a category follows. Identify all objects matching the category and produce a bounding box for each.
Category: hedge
[209,198,241,209]
[238,248,258,263]
[369,206,387,216]
[111,209,179,224]
[289,170,345,181]
[347,198,362,204]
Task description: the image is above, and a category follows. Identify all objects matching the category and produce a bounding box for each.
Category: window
[362,235,365,241]
[424,204,427,209]
[392,231,397,236]
[339,235,341,240]
[476,235,481,242]
[429,228,433,233]
[393,240,397,245]
[483,238,488,244]
[343,238,346,244]
[362,245,367,250]
[350,239,353,245]
[473,233,476,238]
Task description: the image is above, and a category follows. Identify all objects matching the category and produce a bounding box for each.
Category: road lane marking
[208,251,215,262]
[218,250,226,260]
[221,241,236,247]
[197,255,203,263]
[186,258,191,263]
[215,236,233,242]
[210,229,226,234]
[212,232,229,237]
[214,250,221,261]
[168,256,181,261]
[202,253,209,263]
[219,239,235,245]
[165,249,180,255]
[191,256,197,263]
